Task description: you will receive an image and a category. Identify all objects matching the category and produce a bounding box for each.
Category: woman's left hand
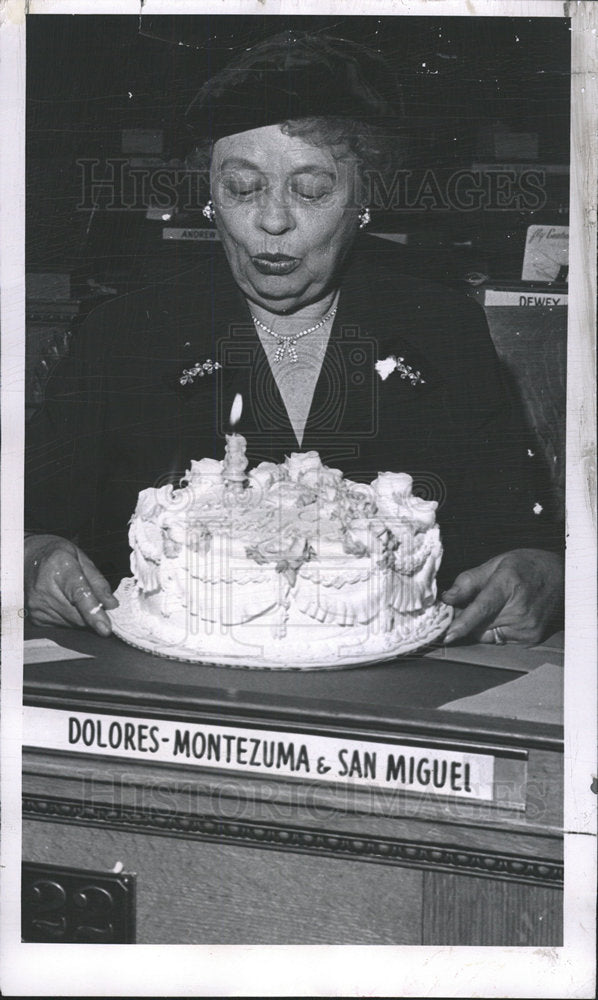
[441,548,564,645]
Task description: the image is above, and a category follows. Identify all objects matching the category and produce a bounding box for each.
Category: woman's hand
[441,548,564,645]
[24,534,118,636]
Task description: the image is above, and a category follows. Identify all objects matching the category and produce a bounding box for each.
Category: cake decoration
[109,433,453,669]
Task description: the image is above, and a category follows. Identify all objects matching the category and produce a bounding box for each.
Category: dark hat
[185,30,401,143]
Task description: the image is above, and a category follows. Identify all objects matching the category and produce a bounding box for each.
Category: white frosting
[113,444,450,667]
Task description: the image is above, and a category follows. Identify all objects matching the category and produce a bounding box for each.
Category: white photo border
[1,1,596,996]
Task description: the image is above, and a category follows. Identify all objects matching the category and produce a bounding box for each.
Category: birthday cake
[109,436,453,669]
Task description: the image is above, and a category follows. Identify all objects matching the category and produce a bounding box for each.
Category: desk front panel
[22,627,563,945]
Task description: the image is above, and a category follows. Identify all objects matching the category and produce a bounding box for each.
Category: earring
[358,206,371,229]
[202,199,216,223]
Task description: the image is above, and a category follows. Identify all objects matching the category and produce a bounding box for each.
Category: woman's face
[210,125,361,314]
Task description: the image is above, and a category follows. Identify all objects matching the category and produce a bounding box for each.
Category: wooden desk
[22,627,563,945]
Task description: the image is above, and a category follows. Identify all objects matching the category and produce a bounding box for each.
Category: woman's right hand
[24,534,118,636]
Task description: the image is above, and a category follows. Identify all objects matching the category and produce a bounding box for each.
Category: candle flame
[229,393,243,427]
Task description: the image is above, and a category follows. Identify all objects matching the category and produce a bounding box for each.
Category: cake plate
[108,579,454,671]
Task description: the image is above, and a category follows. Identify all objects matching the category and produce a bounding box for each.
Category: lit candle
[223,393,248,488]
[230,392,243,427]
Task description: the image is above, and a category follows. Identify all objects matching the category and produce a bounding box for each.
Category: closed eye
[294,189,332,202]
[226,184,263,199]
[291,169,335,202]
[221,171,264,200]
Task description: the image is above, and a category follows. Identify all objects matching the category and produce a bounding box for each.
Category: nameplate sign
[484,290,568,307]
[162,227,221,241]
[24,707,496,802]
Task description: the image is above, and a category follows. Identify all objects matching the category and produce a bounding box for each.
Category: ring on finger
[72,585,93,602]
[492,626,507,645]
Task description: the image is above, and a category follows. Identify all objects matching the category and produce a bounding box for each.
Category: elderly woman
[25,32,563,647]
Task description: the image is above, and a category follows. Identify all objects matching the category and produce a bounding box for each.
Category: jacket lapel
[303,253,438,463]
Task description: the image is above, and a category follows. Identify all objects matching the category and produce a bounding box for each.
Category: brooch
[375,355,425,386]
[179,358,221,386]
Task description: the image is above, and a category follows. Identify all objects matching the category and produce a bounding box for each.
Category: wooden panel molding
[24,793,563,888]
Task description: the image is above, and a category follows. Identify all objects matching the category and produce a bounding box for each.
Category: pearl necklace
[251,305,338,363]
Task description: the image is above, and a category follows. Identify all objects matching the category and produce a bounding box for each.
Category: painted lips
[251,254,300,275]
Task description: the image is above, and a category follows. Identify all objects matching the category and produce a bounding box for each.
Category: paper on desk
[439,661,563,725]
[424,631,564,673]
[24,638,94,664]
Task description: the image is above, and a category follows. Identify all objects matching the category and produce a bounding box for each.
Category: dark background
[27,14,571,290]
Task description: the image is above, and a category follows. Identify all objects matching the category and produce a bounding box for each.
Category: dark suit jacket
[25,243,561,590]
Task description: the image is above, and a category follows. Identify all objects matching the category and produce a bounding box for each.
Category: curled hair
[283,116,397,185]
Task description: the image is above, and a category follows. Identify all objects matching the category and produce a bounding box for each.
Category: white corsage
[375,355,425,386]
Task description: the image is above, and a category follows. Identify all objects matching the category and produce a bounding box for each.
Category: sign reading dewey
[24,707,495,802]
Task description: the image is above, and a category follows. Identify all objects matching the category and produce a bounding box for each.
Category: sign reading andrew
[24,707,495,802]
